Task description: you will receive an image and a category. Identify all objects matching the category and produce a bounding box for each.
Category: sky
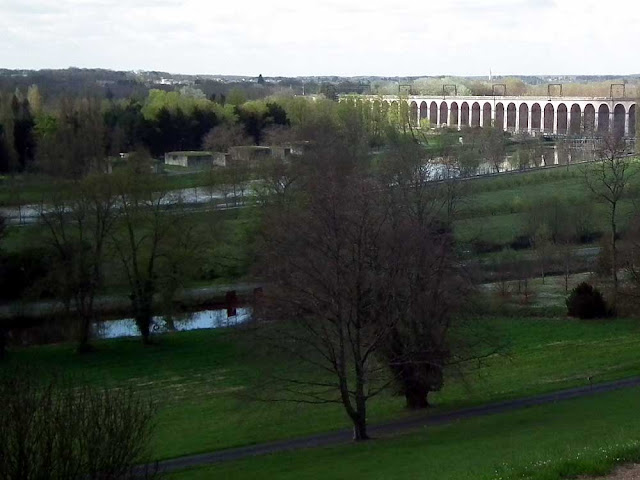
[1,0,639,77]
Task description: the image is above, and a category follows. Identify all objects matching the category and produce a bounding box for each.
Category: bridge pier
[625,113,630,136]
[358,95,637,138]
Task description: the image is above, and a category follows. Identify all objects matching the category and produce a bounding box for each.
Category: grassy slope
[0,207,258,290]
[169,387,640,480]
[4,162,637,274]
[0,172,209,206]
[2,316,640,461]
[3,163,617,258]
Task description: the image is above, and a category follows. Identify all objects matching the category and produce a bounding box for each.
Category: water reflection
[96,307,252,339]
[475,144,596,175]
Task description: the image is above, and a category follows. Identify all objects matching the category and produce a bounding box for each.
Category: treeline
[371,76,640,97]
[0,68,292,103]
[0,86,292,176]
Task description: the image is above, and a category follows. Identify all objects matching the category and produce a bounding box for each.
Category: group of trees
[371,76,640,98]
[37,152,201,352]
[0,86,293,176]
[250,120,498,440]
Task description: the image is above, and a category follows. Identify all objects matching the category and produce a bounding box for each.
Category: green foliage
[227,88,247,106]
[0,246,53,300]
[141,89,234,122]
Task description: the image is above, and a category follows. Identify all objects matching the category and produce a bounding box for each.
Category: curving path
[149,376,640,475]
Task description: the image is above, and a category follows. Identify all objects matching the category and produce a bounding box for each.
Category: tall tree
[40,174,118,352]
[582,133,637,301]
[478,126,505,173]
[36,97,106,177]
[111,151,198,344]
[377,138,487,409]
[255,171,400,440]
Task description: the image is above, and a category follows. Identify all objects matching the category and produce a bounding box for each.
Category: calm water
[476,144,596,175]
[96,307,252,339]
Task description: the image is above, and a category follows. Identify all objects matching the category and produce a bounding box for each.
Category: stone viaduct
[369,95,637,137]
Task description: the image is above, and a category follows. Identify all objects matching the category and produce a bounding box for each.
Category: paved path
[150,376,640,475]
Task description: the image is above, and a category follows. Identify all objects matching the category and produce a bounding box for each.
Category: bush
[566,282,609,319]
[0,247,55,301]
[0,370,157,479]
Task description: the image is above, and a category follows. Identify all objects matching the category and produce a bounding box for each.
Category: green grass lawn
[168,386,640,480]
[0,207,258,289]
[3,159,636,262]
[2,315,640,461]
[0,172,211,207]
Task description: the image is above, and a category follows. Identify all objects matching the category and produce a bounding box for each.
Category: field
[3,315,640,464]
[168,387,640,480]
[3,161,640,478]
[2,161,633,287]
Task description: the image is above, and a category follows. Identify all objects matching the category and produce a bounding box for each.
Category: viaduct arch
[362,95,638,137]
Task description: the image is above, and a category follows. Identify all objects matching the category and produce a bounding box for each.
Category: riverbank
[0,282,262,324]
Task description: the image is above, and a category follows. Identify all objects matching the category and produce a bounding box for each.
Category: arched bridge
[364,95,637,137]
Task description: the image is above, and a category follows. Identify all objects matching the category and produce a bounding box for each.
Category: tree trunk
[0,327,7,360]
[133,295,154,345]
[76,314,93,354]
[405,386,430,409]
[391,363,436,410]
[611,205,618,302]
[351,413,369,441]
[136,313,152,345]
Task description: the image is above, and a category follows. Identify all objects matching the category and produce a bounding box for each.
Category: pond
[96,307,252,339]
[6,306,253,346]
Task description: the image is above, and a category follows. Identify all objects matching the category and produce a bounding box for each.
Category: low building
[212,152,232,167]
[164,151,214,169]
[228,146,274,166]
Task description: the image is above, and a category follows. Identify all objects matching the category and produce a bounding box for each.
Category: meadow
[3,314,640,462]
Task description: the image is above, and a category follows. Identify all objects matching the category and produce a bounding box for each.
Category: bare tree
[621,214,640,305]
[0,213,6,359]
[377,140,495,409]
[253,155,305,208]
[531,223,553,284]
[479,126,505,173]
[255,171,404,440]
[40,174,118,353]
[582,133,637,301]
[0,370,157,480]
[261,124,295,146]
[202,123,250,152]
[111,152,198,344]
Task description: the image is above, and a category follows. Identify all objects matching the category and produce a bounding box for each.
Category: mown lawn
[168,386,640,480]
[0,172,209,206]
[2,316,640,461]
[0,206,258,287]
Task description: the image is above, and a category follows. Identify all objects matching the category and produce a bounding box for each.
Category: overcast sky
[1,0,638,77]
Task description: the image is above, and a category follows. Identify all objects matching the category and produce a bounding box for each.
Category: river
[97,307,252,339]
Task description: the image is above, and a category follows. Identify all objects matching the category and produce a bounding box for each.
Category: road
[146,376,640,475]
